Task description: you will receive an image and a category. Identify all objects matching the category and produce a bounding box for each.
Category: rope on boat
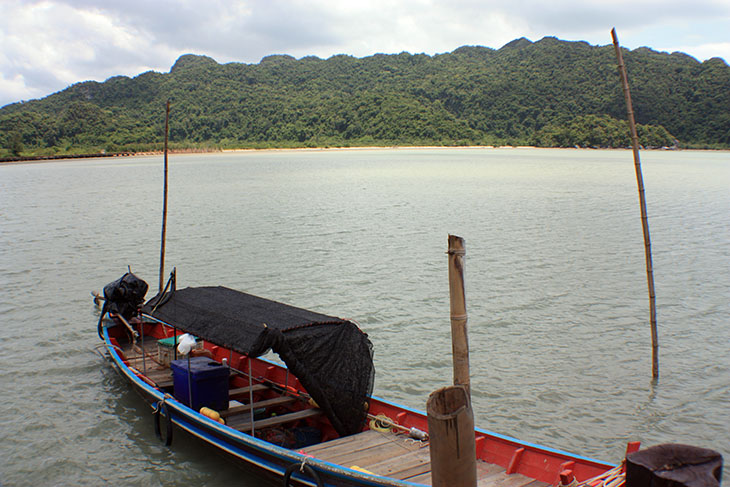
[91,343,113,359]
[578,465,625,487]
[367,414,429,441]
[92,342,126,360]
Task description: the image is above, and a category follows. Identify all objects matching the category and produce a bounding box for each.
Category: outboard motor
[97,272,148,338]
[103,272,149,319]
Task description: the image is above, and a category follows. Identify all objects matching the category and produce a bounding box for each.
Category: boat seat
[229,383,270,400]
[221,395,297,418]
[231,408,323,432]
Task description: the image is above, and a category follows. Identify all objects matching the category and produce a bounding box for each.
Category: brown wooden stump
[427,385,477,487]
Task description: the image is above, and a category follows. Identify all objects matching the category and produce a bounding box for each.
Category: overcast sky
[1,0,729,108]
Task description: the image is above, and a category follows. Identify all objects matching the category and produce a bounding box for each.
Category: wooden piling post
[426,235,476,487]
[611,29,659,380]
[447,234,471,395]
[427,385,477,487]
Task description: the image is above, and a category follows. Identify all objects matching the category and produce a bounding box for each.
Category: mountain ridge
[2,36,728,156]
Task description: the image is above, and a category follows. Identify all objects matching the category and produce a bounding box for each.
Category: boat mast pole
[159,100,170,294]
[611,28,659,380]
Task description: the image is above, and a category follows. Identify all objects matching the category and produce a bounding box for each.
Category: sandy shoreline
[1,145,723,166]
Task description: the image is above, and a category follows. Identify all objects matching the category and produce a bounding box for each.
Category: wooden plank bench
[228,383,269,399]
[230,408,322,432]
[221,395,297,418]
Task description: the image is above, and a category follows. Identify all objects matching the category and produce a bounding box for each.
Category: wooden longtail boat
[96,272,622,487]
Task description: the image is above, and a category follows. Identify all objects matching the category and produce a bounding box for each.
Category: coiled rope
[578,465,624,487]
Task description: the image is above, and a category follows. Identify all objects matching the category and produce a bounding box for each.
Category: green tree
[8,131,23,156]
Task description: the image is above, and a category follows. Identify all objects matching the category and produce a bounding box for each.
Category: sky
[1,0,729,108]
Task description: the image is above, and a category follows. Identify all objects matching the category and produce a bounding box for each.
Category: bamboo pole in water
[447,235,471,395]
[158,100,170,294]
[611,28,659,379]
[429,236,476,486]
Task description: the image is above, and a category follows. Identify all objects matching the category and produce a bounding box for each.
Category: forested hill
[2,36,729,157]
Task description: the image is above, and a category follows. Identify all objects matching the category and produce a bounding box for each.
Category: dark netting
[143,287,345,353]
[142,286,375,437]
[626,444,723,487]
[249,322,374,437]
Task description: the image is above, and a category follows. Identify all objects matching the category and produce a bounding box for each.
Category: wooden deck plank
[398,460,542,487]
[304,430,394,457]
[125,360,170,376]
[477,472,544,487]
[363,448,431,478]
[303,430,379,454]
[125,365,172,388]
[124,355,166,367]
[477,462,507,479]
[304,430,434,481]
[134,364,172,377]
[229,383,269,399]
[145,371,173,388]
[308,433,413,462]
[355,441,427,469]
[405,471,431,485]
[328,445,414,472]
[230,408,322,432]
[315,434,424,468]
[390,459,432,481]
[475,461,549,487]
[220,395,296,418]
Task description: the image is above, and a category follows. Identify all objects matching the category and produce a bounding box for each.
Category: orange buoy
[199,407,221,422]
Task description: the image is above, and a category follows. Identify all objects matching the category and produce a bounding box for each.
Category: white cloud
[0,72,39,104]
[0,0,176,106]
[666,42,730,64]
[316,1,528,57]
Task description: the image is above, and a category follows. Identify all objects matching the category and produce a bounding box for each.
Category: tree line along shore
[1,36,728,159]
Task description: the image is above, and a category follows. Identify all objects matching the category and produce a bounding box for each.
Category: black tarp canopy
[141,286,374,437]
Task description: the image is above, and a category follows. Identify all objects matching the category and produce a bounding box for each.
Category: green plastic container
[157,335,201,365]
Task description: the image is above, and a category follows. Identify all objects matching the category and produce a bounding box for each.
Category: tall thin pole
[159,100,170,294]
[447,234,471,396]
[611,28,659,380]
[430,234,476,487]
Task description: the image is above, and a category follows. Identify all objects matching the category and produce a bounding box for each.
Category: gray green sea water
[1,147,728,485]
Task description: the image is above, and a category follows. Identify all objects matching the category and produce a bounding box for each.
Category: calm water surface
[1,148,728,486]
